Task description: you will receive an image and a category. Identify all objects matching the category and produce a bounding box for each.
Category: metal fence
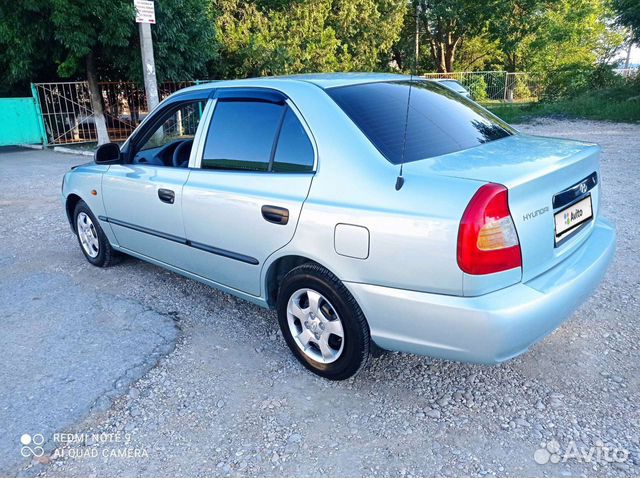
[33,68,637,145]
[33,80,203,145]
[35,73,542,145]
[423,71,541,103]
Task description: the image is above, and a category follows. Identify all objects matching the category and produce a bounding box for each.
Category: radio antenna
[396,2,419,191]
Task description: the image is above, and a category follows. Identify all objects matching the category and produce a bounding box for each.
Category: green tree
[49,0,134,143]
[212,0,406,78]
[140,0,217,82]
[328,0,405,71]
[417,0,501,72]
[0,1,58,96]
[455,35,504,71]
[613,0,640,42]
[0,0,216,119]
[521,0,617,73]
[487,0,551,72]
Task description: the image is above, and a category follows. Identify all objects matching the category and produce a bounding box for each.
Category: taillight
[457,183,522,275]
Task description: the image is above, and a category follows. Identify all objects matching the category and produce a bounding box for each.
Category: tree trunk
[434,43,447,72]
[86,50,110,145]
[444,35,461,73]
[444,45,455,72]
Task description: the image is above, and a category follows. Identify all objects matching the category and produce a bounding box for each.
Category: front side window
[133,100,205,167]
[327,80,514,164]
[202,99,314,172]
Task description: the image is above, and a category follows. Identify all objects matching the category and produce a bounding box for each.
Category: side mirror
[94,143,122,164]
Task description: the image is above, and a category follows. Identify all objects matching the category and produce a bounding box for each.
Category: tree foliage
[49,0,134,78]
[521,0,617,72]
[0,1,57,95]
[212,0,405,78]
[613,0,640,42]
[0,0,630,97]
[417,0,501,72]
[0,0,216,95]
[486,0,551,71]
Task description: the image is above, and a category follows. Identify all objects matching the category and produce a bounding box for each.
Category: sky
[615,44,640,67]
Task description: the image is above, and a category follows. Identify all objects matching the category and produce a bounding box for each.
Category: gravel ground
[0,147,178,476]
[4,119,640,478]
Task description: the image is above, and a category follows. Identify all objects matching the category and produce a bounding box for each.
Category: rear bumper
[345,217,615,364]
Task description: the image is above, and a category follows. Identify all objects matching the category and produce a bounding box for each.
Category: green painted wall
[0,98,45,146]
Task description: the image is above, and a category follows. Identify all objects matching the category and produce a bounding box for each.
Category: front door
[182,91,316,296]
[102,98,207,269]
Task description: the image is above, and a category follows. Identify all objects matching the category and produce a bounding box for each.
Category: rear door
[182,89,316,296]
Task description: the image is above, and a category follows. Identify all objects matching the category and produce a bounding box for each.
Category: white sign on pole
[134,0,156,24]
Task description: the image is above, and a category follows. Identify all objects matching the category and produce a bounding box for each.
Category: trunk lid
[408,134,601,281]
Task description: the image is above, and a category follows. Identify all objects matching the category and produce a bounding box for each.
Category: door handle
[158,188,175,204]
[261,205,289,225]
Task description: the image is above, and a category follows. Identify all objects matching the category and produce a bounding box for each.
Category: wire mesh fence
[33,80,205,145]
[423,71,541,103]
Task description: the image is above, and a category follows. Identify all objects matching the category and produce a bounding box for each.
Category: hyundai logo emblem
[578,182,588,194]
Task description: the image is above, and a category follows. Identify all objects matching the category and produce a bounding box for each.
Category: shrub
[465,76,488,101]
[513,75,532,101]
[542,64,627,100]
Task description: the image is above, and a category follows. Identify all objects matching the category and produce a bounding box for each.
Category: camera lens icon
[20,433,45,457]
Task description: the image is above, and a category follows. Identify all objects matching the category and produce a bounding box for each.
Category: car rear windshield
[327,80,515,164]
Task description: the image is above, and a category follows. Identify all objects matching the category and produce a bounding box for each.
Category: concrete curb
[53,146,95,157]
[18,144,44,150]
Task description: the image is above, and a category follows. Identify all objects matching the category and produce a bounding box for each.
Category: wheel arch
[65,193,83,231]
[264,254,335,308]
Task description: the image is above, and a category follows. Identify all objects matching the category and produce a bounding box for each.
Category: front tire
[276,263,370,380]
[73,200,117,267]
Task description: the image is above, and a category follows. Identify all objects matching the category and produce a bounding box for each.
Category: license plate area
[554,195,593,246]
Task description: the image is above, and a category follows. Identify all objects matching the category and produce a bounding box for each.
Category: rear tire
[276,263,370,380]
[73,200,118,267]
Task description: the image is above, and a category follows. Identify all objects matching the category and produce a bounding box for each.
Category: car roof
[177,72,415,95]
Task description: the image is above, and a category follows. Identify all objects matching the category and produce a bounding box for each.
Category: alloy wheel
[286,288,345,364]
[76,212,100,258]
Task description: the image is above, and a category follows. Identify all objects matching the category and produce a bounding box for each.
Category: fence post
[30,83,48,145]
[503,72,509,102]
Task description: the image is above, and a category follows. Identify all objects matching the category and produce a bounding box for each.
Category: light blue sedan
[62,73,615,380]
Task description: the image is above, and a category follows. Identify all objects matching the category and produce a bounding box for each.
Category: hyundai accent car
[62,73,615,380]
[434,78,473,99]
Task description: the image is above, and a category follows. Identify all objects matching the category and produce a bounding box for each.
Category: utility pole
[135,0,159,112]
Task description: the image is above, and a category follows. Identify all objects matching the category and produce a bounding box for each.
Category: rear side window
[272,108,314,172]
[327,80,514,164]
[202,100,313,172]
